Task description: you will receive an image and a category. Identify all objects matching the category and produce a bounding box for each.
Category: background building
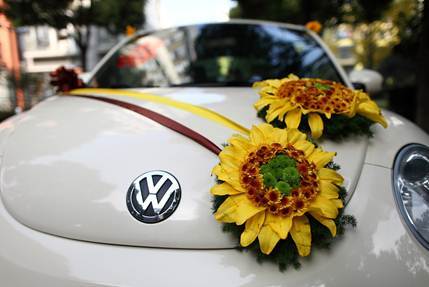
[17,25,118,73]
[0,0,21,113]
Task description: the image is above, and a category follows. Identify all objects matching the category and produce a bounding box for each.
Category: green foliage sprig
[257,107,374,141]
[212,178,356,271]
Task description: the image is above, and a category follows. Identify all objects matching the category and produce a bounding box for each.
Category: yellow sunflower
[253,74,388,139]
[212,123,344,256]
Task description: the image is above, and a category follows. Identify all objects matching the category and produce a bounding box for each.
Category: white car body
[1,20,429,286]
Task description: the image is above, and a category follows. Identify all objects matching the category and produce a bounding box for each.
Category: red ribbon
[71,95,222,156]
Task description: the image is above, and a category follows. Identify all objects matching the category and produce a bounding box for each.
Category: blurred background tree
[230,0,394,68]
[230,0,392,24]
[230,0,343,24]
[2,0,146,71]
[417,0,428,132]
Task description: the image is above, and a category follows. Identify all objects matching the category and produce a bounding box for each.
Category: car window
[90,23,344,88]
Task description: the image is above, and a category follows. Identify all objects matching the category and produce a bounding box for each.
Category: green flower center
[260,154,301,196]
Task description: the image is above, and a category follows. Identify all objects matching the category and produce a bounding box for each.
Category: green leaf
[314,82,332,91]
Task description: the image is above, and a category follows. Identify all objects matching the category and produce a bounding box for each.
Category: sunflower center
[240,144,320,217]
[260,155,300,196]
[277,79,356,114]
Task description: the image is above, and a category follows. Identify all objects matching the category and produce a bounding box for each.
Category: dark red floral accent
[50,66,85,92]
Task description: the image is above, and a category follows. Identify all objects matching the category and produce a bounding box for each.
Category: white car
[0,20,428,286]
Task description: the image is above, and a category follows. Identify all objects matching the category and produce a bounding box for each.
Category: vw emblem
[126,170,181,223]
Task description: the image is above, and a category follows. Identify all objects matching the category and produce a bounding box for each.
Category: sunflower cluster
[253,74,387,139]
[212,124,344,256]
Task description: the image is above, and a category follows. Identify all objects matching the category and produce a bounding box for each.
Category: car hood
[0,87,368,248]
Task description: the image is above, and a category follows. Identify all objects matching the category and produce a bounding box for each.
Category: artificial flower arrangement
[212,124,356,270]
[253,74,387,140]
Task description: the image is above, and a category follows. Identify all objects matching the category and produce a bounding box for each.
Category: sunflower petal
[212,164,244,192]
[211,182,243,196]
[271,128,289,147]
[264,212,293,239]
[229,135,254,154]
[285,108,302,128]
[266,104,283,123]
[288,74,299,80]
[240,211,265,247]
[308,195,339,218]
[254,96,277,110]
[214,197,238,223]
[266,102,296,123]
[212,164,232,182]
[319,180,340,199]
[357,90,370,101]
[222,143,248,161]
[233,195,266,225]
[290,215,312,256]
[258,124,285,145]
[331,198,344,209]
[219,151,243,169]
[256,123,276,139]
[293,139,315,157]
[309,211,337,237]
[308,112,324,139]
[217,162,243,190]
[250,125,266,146]
[308,149,336,169]
[318,168,344,185]
[215,194,264,224]
[287,129,306,144]
[357,101,388,128]
[253,79,282,89]
[278,102,296,121]
[258,224,281,255]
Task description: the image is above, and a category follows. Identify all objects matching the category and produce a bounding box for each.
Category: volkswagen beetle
[0,20,429,286]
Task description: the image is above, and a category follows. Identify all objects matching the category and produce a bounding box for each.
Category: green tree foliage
[2,0,146,71]
[416,0,429,132]
[229,0,393,25]
[347,0,394,22]
[230,0,344,24]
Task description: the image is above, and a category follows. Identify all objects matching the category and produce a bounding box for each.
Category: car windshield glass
[90,23,344,88]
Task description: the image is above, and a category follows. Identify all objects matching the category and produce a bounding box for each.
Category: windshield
[90,23,344,88]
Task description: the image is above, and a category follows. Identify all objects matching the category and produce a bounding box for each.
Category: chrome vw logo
[126,171,181,223]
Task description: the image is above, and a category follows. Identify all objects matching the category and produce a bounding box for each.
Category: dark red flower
[50,66,85,92]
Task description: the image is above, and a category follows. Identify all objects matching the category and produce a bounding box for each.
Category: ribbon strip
[71,95,222,156]
[69,88,250,135]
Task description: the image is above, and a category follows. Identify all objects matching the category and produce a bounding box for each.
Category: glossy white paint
[0,88,367,248]
[1,164,428,286]
[365,110,429,168]
[349,69,384,95]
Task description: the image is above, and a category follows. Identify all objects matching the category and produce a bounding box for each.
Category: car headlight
[393,143,429,250]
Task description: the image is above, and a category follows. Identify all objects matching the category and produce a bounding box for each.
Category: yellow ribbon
[69,88,250,135]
